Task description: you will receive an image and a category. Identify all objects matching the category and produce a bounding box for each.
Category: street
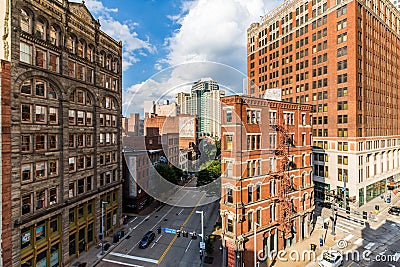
[98,180,220,267]
[305,202,400,267]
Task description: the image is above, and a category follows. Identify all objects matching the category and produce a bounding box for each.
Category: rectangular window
[35,161,46,178]
[22,195,32,215]
[36,190,46,210]
[35,106,46,123]
[21,104,32,122]
[49,107,58,124]
[21,164,32,182]
[226,109,232,123]
[227,188,233,203]
[20,43,32,64]
[35,49,46,68]
[48,160,57,176]
[225,135,233,150]
[49,188,57,205]
[48,53,59,72]
[69,157,75,172]
[35,134,46,151]
[248,185,253,202]
[21,135,31,152]
[77,111,85,125]
[69,110,76,125]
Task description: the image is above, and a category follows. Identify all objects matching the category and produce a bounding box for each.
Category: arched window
[106,55,112,70]
[69,89,93,106]
[102,96,117,110]
[35,18,46,40]
[67,35,76,54]
[20,9,31,33]
[112,59,119,73]
[99,52,105,67]
[77,40,86,57]
[49,25,59,46]
[87,45,94,62]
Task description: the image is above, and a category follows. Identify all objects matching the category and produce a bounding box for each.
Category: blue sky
[77,0,284,115]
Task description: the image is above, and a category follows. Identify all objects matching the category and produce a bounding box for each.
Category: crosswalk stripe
[344,234,354,241]
[336,222,354,231]
[354,238,363,245]
[335,225,351,233]
[364,242,375,250]
[339,219,361,227]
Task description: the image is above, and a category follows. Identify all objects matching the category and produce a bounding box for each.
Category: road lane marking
[129,217,138,224]
[344,234,354,241]
[126,240,141,254]
[363,242,375,250]
[185,239,193,253]
[102,259,144,267]
[354,238,363,245]
[178,208,184,215]
[157,193,206,265]
[133,215,150,230]
[335,225,350,233]
[110,252,158,264]
[151,242,156,248]
[155,234,162,243]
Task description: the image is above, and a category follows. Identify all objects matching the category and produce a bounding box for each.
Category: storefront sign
[227,241,235,267]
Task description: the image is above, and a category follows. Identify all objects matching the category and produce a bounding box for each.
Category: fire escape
[271,123,295,240]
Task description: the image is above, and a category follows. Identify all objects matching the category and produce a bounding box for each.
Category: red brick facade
[220,95,313,267]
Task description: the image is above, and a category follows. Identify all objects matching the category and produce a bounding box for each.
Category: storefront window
[21,228,32,250]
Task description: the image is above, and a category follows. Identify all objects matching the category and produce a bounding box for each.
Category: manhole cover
[125,235,131,239]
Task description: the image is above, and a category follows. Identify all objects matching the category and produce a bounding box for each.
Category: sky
[73,0,285,116]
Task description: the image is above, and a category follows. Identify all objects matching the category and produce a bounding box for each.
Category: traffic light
[183,231,188,238]
[191,232,197,239]
[176,230,181,238]
[363,211,368,220]
[157,226,161,234]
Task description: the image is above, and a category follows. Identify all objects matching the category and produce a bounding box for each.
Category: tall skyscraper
[247,0,400,206]
[176,78,225,138]
[0,1,122,266]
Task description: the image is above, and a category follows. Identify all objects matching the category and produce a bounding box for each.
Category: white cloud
[80,0,155,71]
[164,0,284,69]
[122,0,284,115]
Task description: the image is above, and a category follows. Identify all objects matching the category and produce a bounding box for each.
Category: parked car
[318,251,343,267]
[139,231,155,249]
[388,206,400,216]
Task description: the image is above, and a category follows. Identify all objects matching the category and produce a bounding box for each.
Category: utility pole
[331,191,336,236]
[101,201,108,255]
[196,210,204,267]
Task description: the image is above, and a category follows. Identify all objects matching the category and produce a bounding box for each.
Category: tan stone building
[220,95,314,267]
[247,0,400,207]
[0,1,122,266]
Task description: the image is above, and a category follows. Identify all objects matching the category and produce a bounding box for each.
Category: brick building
[0,1,122,266]
[220,95,313,267]
[247,0,400,206]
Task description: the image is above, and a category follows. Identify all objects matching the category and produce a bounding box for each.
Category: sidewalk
[204,237,223,267]
[70,201,163,267]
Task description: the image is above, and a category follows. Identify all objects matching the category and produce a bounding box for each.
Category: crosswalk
[335,217,364,234]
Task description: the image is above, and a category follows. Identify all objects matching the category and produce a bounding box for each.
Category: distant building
[155,100,180,117]
[176,78,225,138]
[123,113,144,136]
[220,95,314,267]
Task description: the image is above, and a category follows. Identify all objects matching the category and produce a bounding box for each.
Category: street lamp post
[254,222,260,267]
[196,210,204,267]
[331,192,336,236]
[101,201,108,255]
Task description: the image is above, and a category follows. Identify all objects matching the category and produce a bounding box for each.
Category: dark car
[139,231,155,248]
[388,206,400,216]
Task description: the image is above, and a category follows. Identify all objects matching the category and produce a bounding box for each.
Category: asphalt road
[98,182,221,267]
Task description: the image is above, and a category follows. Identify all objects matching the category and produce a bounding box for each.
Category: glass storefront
[359,188,364,207]
[314,182,330,201]
[366,179,387,203]
[21,215,61,267]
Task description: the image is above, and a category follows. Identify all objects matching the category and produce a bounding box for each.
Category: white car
[318,251,343,267]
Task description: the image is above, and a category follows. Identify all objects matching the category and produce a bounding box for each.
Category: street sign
[163,228,177,234]
[341,187,346,192]
[200,241,205,249]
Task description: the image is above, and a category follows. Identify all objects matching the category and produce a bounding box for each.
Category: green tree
[196,160,221,187]
[155,163,179,185]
